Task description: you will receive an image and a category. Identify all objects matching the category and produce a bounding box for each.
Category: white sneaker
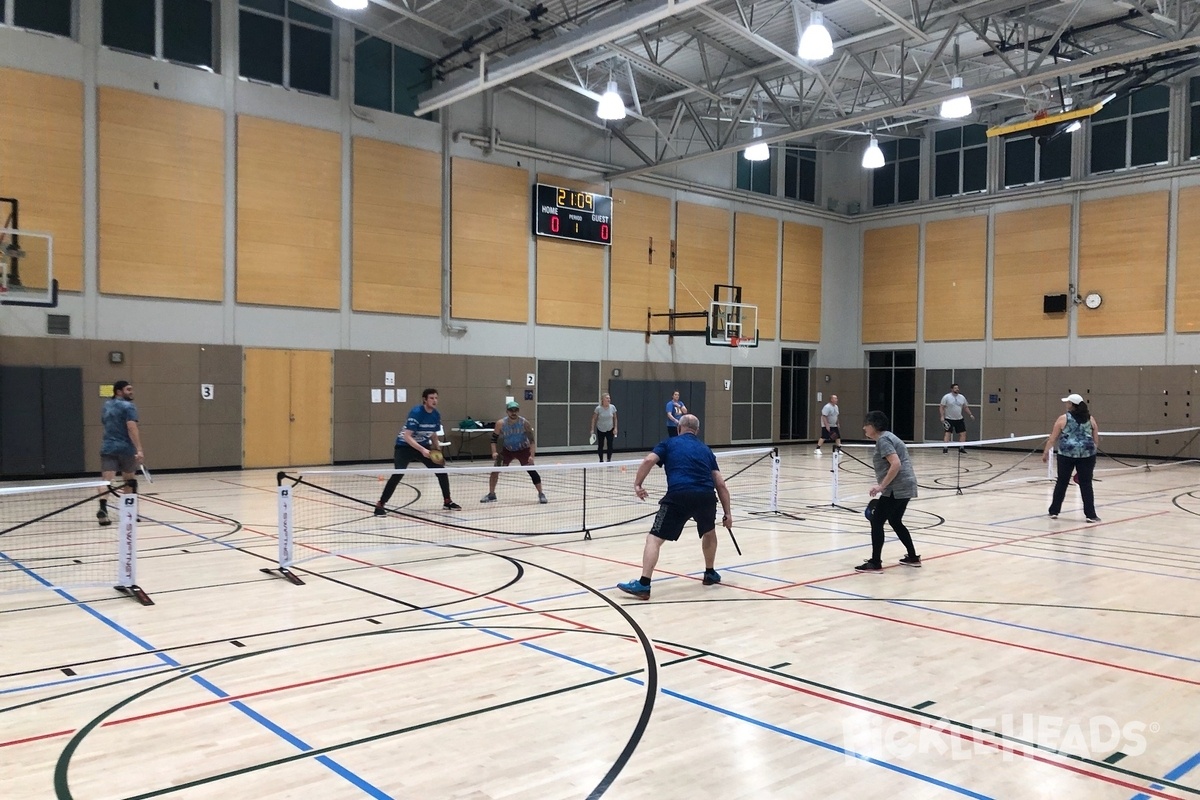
[813,448,822,455]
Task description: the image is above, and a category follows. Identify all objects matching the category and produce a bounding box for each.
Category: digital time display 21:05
[533,183,613,246]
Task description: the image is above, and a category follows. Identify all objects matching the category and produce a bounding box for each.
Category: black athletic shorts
[820,426,840,440]
[650,490,717,541]
[946,418,967,434]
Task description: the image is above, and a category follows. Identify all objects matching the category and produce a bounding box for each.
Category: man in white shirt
[939,383,975,454]
[814,395,841,455]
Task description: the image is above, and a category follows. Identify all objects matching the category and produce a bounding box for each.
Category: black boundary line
[48,551,660,800]
[652,641,1200,797]
[21,590,1200,797]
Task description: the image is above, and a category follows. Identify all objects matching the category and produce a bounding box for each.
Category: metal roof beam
[415,0,714,116]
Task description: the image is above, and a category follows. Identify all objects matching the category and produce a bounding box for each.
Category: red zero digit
[550,216,560,233]
[600,223,609,240]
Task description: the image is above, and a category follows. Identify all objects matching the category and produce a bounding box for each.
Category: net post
[114,493,153,606]
[1047,451,1055,480]
[831,448,841,504]
[262,472,305,585]
[582,467,591,540]
[769,449,780,513]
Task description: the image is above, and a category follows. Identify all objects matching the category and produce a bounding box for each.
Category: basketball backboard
[0,226,57,307]
[707,300,758,348]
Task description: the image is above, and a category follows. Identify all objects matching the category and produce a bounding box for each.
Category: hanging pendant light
[596,79,627,120]
[798,11,834,61]
[862,137,884,169]
[744,124,770,161]
[939,76,972,119]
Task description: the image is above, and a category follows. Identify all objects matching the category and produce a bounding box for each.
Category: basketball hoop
[729,336,740,347]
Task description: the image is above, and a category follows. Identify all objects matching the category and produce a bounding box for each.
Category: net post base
[749,509,806,521]
[260,566,305,585]
[115,584,154,606]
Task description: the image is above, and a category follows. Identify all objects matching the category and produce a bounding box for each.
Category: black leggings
[379,445,451,506]
[596,429,614,461]
[1049,453,1097,518]
[870,495,917,562]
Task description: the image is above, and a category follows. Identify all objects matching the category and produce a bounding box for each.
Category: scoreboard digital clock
[533,183,613,246]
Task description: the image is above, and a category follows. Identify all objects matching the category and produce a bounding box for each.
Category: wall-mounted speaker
[1043,294,1068,313]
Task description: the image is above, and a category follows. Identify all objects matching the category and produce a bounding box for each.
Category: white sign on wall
[200,384,214,400]
[526,373,536,386]
[384,372,395,386]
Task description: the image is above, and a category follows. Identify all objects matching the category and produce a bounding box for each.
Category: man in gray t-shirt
[939,383,975,454]
[856,410,921,572]
[814,395,841,455]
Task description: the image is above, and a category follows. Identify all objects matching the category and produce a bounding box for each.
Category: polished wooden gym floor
[2,443,1199,799]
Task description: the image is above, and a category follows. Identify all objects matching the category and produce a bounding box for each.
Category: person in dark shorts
[481,401,546,504]
[814,394,841,455]
[97,380,144,526]
[617,414,733,600]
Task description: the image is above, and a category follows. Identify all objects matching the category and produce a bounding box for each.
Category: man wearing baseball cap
[481,401,547,504]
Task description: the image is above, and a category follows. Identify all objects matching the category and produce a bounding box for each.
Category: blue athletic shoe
[617,579,650,599]
[702,569,721,585]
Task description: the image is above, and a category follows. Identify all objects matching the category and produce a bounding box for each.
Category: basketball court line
[810,585,1200,666]
[7,566,392,798]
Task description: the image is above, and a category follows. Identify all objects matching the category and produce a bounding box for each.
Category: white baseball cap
[1061,393,1084,404]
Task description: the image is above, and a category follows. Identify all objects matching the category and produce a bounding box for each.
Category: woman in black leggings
[590,394,618,462]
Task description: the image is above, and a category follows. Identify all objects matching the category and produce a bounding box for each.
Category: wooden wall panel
[351,138,440,315]
[610,189,670,332]
[535,174,604,328]
[993,205,1070,340]
[98,88,224,301]
[1176,186,1200,333]
[236,116,340,309]
[780,221,822,342]
[1078,192,1168,336]
[923,216,986,342]
[0,68,83,291]
[862,225,918,343]
[733,212,778,341]
[675,202,730,317]
[450,158,528,322]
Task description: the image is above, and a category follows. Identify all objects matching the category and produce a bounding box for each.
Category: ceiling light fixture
[862,137,884,169]
[1064,120,1082,134]
[798,11,834,61]
[331,0,368,9]
[939,76,972,119]
[744,123,769,161]
[596,79,627,120]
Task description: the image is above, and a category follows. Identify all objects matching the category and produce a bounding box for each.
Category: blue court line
[418,598,985,797]
[974,547,1200,584]
[0,663,163,696]
[811,585,1200,665]
[1130,750,1200,800]
[5,554,392,799]
[658,688,992,798]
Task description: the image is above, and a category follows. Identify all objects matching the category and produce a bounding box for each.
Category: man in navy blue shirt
[618,414,732,600]
[97,380,144,526]
[375,388,461,513]
[665,390,686,437]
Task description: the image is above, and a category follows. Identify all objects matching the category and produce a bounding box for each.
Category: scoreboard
[533,183,612,246]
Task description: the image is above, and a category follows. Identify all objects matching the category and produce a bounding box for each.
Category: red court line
[796,598,1200,687]
[697,658,1187,800]
[0,630,562,750]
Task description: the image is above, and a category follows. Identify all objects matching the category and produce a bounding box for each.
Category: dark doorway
[866,350,916,441]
